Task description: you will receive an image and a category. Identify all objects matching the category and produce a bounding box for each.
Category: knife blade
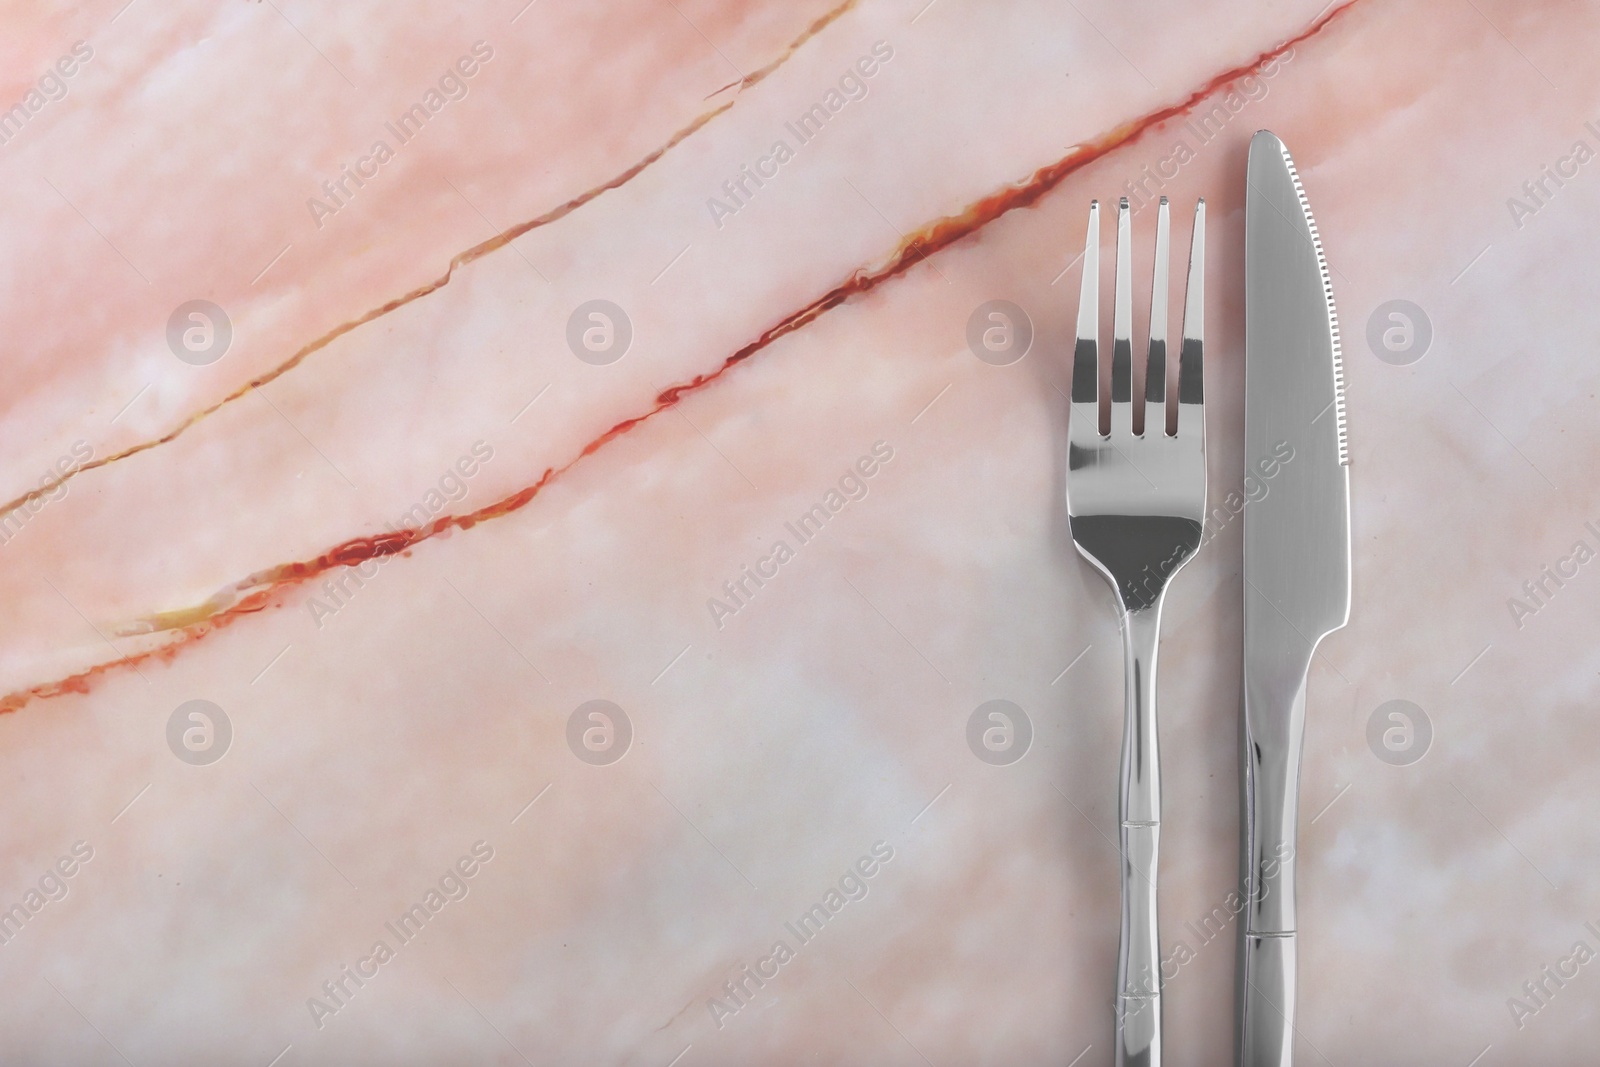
[1236,129,1351,1067]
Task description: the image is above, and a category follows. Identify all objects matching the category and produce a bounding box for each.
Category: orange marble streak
[0,0,860,525]
[0,0,1364,717]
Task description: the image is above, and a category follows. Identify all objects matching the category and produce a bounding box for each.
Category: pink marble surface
[0,0,1595,1062]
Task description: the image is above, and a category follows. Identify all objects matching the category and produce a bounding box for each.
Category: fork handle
[1114,604,1163,1067]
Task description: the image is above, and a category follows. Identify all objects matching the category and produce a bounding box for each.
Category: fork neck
[1117,595,1167,654]
[1117,596,1165,827]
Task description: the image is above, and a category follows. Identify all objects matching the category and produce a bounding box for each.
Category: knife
[1236,130,1350,1067]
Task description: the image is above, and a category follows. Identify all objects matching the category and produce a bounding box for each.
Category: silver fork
[1066,195,1205,1067]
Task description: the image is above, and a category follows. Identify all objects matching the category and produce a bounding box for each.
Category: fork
[1066,195,1205,1067]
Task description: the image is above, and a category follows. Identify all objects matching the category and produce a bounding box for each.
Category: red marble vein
[0,0,859,524]
[0,0,1366,715]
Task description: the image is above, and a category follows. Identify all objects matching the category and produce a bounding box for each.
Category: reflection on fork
[1065,195,1206,1067]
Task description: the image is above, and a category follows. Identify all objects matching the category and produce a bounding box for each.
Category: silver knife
[1236,130,1350,1067]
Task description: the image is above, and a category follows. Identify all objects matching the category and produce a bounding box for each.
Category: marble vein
[0,0,1367,717]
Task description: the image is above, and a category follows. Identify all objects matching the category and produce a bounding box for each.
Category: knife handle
[1236,677,1307,1067]
[1114,605,1163,1067]
[1239,933,1295,1066]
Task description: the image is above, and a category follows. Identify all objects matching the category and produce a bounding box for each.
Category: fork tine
[1177,199,1204,431]
[1110,198,1133,435]
[1145,197,1170,436]
[1070,201,1101,444]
